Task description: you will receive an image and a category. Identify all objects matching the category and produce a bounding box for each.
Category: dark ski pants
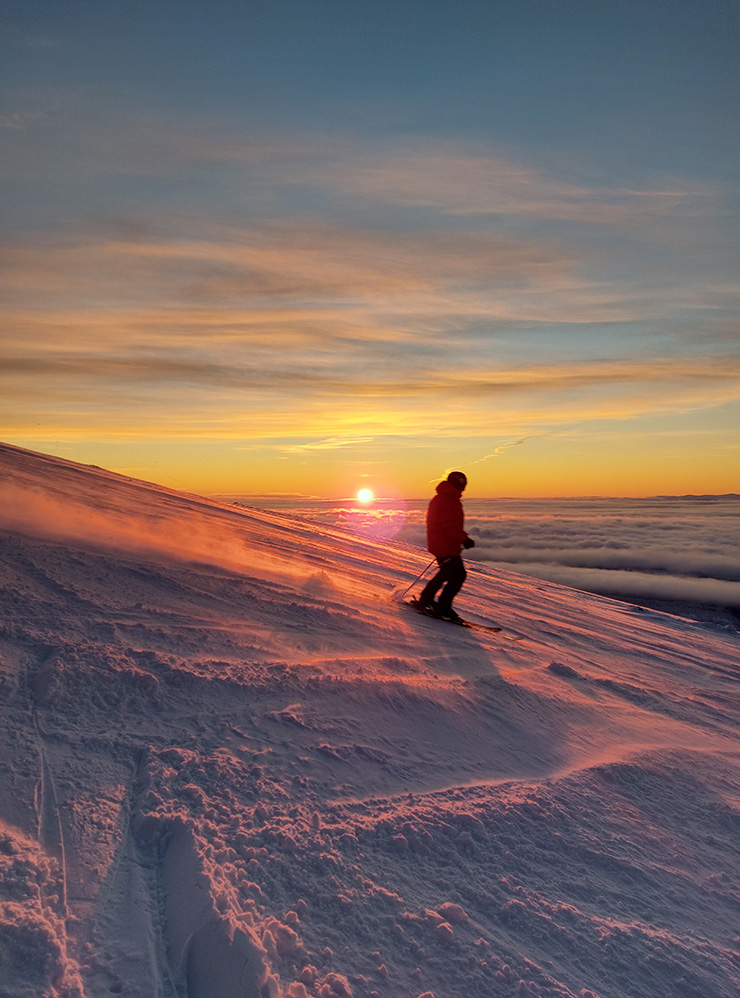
[420,555,467,612]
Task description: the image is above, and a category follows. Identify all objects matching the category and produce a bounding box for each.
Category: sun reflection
[357,488,373,503]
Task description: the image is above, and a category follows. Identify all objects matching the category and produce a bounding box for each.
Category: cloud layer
[1,92,738,493]
[254,495,740,615]
[2,217,739,447]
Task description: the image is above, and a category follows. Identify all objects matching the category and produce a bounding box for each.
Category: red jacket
[426,480,469,558]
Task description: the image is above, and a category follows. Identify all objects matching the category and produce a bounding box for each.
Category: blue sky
[1,0,738,496]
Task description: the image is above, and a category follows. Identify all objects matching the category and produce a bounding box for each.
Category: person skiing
[416,471,475,623]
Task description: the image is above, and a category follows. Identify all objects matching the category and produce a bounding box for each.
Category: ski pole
[398,557,436,601]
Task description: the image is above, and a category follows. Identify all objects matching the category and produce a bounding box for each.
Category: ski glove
[463,537,475,549]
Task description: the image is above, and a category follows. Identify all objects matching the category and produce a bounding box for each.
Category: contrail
[469,436,533,465]
[429,436,537,484]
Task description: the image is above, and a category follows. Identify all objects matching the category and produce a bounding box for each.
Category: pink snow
[0,441,738,998]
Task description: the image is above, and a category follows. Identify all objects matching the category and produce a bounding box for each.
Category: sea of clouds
[238,494,740,623]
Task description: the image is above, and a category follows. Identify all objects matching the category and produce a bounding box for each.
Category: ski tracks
[32,712,70,916]
[84,753,182,998]
[20,642,176,996]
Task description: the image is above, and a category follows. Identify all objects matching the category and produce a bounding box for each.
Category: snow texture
[0,441,739,998]
[258,495,740,626]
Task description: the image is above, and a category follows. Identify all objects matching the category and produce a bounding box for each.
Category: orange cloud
[293,139,715,223]
[1,123,736,480]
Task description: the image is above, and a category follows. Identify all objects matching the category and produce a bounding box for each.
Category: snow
[0,441,738,998]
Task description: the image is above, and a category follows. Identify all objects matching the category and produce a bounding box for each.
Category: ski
[403,599,502,632]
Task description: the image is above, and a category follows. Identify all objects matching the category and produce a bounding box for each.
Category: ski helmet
[447,471,467,491]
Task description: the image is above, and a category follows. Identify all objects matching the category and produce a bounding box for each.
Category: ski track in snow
[0,441,739,998]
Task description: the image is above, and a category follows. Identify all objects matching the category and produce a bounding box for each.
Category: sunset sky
[2,0,738,498]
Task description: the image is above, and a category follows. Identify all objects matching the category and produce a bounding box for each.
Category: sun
[356,488,373,503]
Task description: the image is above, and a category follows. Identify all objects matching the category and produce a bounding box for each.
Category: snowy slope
[0,441,738,998]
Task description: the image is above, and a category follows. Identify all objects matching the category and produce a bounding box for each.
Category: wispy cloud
[1,113,737,468]
[291,139,716,223]
[3,308,738,444]
[4,109,713,222]
[281,436,375,452]
[3,219,725,341]
[3,101,723,267]
[0,223,580,311]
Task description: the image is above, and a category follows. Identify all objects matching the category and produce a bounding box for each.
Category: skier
[416,471,475,623]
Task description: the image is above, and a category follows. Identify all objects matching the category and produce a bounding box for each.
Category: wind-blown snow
[1,442,738,998]
[245,495,740,621]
